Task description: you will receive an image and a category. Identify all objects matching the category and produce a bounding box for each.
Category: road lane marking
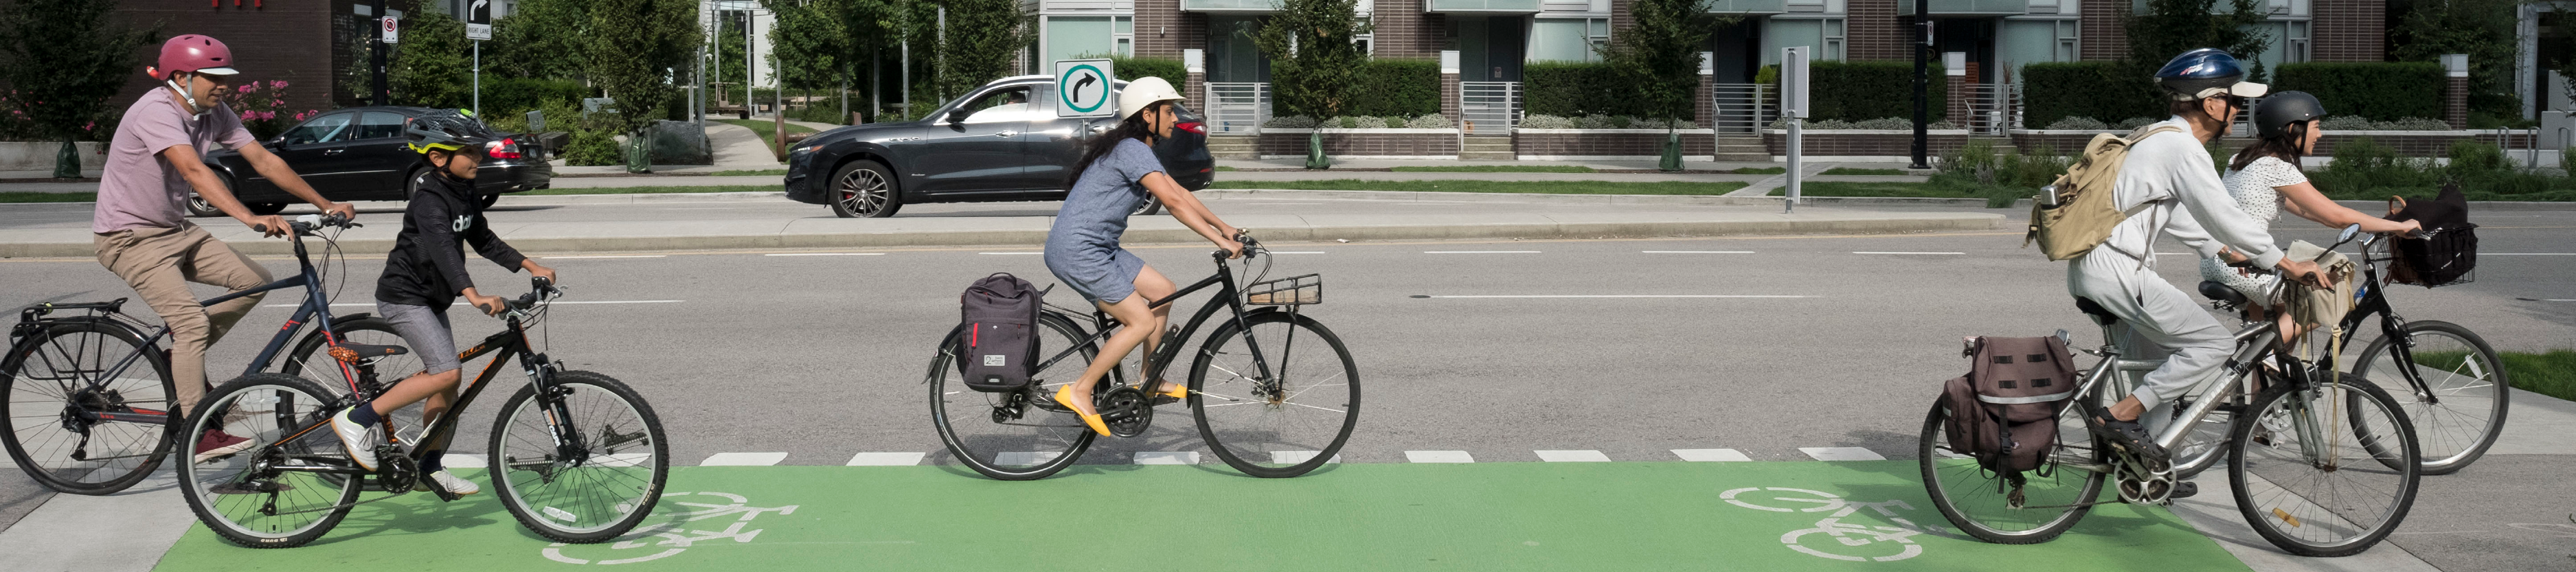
[699,452,789,466]
[440,454,488,468]
[765,253,885,257]
[1270,450,1342,464]
[1798,447,1885,461]
[1269,251,1326,254]
[1535,450,1611,462]
[2487,253,2576,255]
[995,451,1063,466]
[1853,251,1965,255]
[1643,251,1755,253]
[1133,452,1200,465]
[1425,251,1540,254]
[1413,295,1812,299]
[978,252,1043,255]
[1405,450,1475,464]
[845,453,925,466]
[1673,448,1752,461]
[543,255,666,259]
[262,300,683,308]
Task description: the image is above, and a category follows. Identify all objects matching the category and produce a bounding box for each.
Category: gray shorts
[376,301,460,375]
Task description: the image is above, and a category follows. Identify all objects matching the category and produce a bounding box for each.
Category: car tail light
[486,137,524,159]
[1176,122,1206,135]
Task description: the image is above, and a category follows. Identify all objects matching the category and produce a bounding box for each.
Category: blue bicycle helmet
[2154,49,2268,102]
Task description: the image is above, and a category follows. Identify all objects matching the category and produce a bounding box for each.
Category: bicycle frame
[2329,240,2434,402]
[251,306,577,493]
[1030,251,1280,393]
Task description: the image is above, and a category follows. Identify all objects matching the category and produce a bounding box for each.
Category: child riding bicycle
[329,111,555,495]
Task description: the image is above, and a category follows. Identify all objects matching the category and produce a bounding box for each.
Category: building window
[2285,20,2310,63]
[1115,16,1133,56]
[1824,19,1845,61]
[1045,16,1116,63]
[1530,18,1610,63]
[2055,19,2079,62]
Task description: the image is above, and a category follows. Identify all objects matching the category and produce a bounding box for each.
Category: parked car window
[356,111,408,140]
[278,113,357,146]
[961,87,1037,124]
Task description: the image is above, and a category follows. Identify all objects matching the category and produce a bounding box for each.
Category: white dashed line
[1535,450,1611,462]
[979,252,1043,255]
[1268,251,1327,254]
[1424,251,1541,254]
[1417,295,1812,299]
[846,452,925,466]
[1642,251,1755,254]
[995,451,1065,466]
[1853,251,1964,255]
[1671,448,1752,461]
[1271,450,1342,464]
[699,452,789,466]
[2487,253,2576,255]
[1133,451,1201,465]
[767,252,885,257]
[1798,447,1886,461]
[543,255,667,259]
[440,454,488,468]
[1405,450,1476,464]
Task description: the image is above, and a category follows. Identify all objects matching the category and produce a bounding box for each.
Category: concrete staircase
[1209,134,1258,159]
[1715,136,1771,162]
[1460,135,1515,161]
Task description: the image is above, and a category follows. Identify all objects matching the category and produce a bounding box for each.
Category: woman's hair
[1064,101,1168,187]
[2229,119,2309,172]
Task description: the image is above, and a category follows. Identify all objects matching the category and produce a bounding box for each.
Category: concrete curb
[0,211,2004,258]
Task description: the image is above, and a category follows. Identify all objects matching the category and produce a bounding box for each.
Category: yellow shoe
[1054,385,1111,437]
[1153,382,1188,404]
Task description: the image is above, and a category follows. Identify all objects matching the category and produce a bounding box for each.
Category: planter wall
[1763,130,1972,158]
[2008,130,2540,158]
[1256,129,1460,159]
[0,141,106,173]
[1513,129,1716,159]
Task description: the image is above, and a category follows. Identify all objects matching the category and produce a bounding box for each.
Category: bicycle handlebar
[1212,231,1263,262]
[250,213,361,236]
[500,276,563,321]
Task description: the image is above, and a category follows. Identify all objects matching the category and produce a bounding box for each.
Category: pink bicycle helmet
[150,35,238,80]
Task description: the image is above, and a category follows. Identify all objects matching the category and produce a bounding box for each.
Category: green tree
[931,0,1030,100]
[2390,0,2520,124]
[765,0,851,91]
[1256,0,1370,119]
[2127,0,2272,81]
[585,0,703,133]
[488,0,589,80]
[716,12,750,87]
[390,12,473,109]
[1596,0,1726,122]
[0,0,159,177]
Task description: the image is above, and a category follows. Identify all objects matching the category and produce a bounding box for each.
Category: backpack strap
[2108,124,2190,267]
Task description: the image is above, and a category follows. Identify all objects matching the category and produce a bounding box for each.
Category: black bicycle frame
[1031,253,1278,390]
[2329,258,2434,402]
[261,309,573,485]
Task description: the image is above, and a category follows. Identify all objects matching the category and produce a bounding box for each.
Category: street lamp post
[1910,2,1931,170]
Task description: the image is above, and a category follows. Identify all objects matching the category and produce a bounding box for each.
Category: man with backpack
[2065,49,2326,473]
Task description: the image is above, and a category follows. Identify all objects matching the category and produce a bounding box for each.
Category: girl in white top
[2205,91,2420,339]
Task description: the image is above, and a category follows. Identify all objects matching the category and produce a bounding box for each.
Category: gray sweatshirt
[2100,117,2286,269]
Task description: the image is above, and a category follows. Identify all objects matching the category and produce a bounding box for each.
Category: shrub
[1519,114,1574,129]
[2311,137,2438,196]
[562,129,621,165]
[2116,117,2158,130]
[1109,55,1186,84]
[2046,116,2110,130]
[1524,62,1629,117]
[1263,115,1318,128]
[2445,139,2508,177]
[482,78,594,119]
[1344,116,1388,128]
[2272,62,2444,121]
[1934,139,2072,206]
[2022,61,2160,130]
[1346,58,1440,117]
[1405,114,1452,128]
[1808,60,1945,123]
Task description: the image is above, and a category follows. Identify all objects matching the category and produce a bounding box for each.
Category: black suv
[783,76,1214,218]
[192,106,553,216]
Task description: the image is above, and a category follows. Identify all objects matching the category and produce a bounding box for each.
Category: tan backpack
[2024,125,2185,261]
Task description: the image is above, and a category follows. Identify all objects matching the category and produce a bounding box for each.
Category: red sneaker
[193,429,253,463]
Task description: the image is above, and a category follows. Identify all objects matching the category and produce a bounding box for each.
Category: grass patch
[714,119,819,150]
[1727,167,1786,174]
[1,192,95,203]
[2501,350,2576,402]
[1772,181,1976,198]
[707,169,787,176]
[1207,179,1748,195]
[1388,165,1598,173]
[1821,168,1906,176]
[520,185,777,196]
[1214,166,1239,172]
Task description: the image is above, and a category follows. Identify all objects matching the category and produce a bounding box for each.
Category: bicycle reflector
[486,137,525,159]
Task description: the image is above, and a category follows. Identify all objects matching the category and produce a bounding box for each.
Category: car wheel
[185,193,222,218]
[245,203,289,215]
[1131,195,1162,216]
[828,159,902,218]
[475,194,499,209]
[403,167,429,201]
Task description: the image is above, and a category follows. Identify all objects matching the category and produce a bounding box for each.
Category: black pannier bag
[1939,335,2079,473]
[958,273,1041,392]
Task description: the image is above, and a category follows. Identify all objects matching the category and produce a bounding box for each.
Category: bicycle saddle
[2196,281,2248,307]
[2073,297,2119,326]
[329,343,411,363]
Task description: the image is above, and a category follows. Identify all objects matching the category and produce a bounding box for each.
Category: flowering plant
[213,80,319,141]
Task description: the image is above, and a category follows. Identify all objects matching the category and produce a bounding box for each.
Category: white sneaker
[415,469,479,495]
[329,407,381,471]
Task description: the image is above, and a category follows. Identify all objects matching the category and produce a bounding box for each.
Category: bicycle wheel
[0,321,177,494]
[931,313,1098,480]
[1918,400,2104,544]
[177,374,361,548]
[2349,321,2506,475]
[488,370,668,543]
[282,317,430,450]
[1190,312,1359,478]
[2227,373,2419,557]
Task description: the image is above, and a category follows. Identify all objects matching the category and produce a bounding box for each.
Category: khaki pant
[95,225,273,417]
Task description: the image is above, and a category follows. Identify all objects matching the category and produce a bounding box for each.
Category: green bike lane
[153,461,2243,571]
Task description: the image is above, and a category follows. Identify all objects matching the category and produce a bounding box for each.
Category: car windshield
[280,113,355,146]
[958,87,1035,123]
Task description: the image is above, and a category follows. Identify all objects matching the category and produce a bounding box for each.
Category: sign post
[1780,47,1810,214]
[1054,59,1116,119]
[372,0,392,106]
[467,0,491,117]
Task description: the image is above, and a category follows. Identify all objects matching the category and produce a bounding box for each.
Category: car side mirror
[946,109,969,124]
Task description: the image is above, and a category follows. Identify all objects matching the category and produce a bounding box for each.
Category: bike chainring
[1100,386,1152,437]
[2110,448,2176,505]
[374,446,417,493]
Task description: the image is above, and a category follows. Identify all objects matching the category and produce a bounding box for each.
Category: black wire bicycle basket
[2385,224,2478,288]
[1245,273,1323,306]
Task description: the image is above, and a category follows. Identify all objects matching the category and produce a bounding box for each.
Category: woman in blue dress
[1043,77,1242,436]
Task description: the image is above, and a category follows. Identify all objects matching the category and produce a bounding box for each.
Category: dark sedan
[190,106,553,216]
[783,76,1214,218]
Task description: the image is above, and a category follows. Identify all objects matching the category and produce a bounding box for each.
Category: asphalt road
[0,203,2570,570]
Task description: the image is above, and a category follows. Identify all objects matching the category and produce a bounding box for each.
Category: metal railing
[1964,82,2021,135]
[1205,82,1272,134]
[1710,83,1777,134]
[1460,81,1522,131]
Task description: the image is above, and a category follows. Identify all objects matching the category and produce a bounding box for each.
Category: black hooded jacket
[376,168,527,308]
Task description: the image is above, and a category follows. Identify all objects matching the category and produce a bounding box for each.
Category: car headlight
[787,144,817,161]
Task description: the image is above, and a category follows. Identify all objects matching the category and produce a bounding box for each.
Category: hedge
[481,78,594,117]
[2022,61,2160,130]
[1525,62,1634,117]
[2272,62,2444,122]
[1109,55,1187,84]
[1809,60,1945,123]
[1346,58,1440,117]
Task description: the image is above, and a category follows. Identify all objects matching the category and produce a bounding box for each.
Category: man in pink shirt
[94,34,354,461]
